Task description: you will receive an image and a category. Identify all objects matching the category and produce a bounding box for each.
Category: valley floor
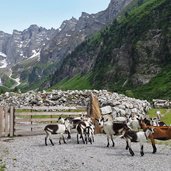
[0,133,171,171]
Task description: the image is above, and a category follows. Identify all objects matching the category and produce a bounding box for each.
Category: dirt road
[0,133,171,171]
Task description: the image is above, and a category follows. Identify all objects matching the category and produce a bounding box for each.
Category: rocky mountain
[40,0,133,63]
[0,31,11,53]
[0,0,133,89]
[50,0,171,100]
[4,25,55,65]
[0,25,55,90]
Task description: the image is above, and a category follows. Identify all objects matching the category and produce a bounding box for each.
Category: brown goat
[139,120,171,153]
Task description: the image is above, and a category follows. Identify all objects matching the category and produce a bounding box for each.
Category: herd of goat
[44,112,171,156]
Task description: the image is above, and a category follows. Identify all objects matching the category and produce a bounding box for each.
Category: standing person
[156,110,161,120]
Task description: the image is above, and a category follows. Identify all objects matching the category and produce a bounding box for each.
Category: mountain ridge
[50,0,171,100]
[0,0,133,90]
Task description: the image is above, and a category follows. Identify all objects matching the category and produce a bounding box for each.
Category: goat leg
[50,139,54,146]
[125,140,129,150]
[151,138,157,153]
[59,137,61,145]
[129,148,134,156]
[67,131,71,139]
[111,135,115,147]
[92,135,94,142]
[77,134,79,144]
[81,134,85,144]
[140,145,144,156]
[45,134,48,146]
[62,135,67,144]
[128,139,134,156]
[45,137,47,146]
[49,132,54,146]
[107,135,110,147]
[89,137,92,144]
[85,135,88,144]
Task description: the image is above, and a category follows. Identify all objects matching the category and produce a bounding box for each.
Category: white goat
[44,118,71,146]
[97,117,128,147]
[123,127,154,156]
[127,116,140,131]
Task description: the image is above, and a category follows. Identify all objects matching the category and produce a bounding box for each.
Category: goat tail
[44,126,54,134]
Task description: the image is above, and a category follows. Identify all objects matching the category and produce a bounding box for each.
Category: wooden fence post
[10,106,14,137]
[0,106,3,137]
[4,107,9,136]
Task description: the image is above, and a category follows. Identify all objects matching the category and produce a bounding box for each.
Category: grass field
[148,108,171,125]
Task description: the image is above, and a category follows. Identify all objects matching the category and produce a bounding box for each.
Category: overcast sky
[0,0,110,34]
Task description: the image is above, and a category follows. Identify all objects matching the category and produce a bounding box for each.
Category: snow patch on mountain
[0,52,7,58]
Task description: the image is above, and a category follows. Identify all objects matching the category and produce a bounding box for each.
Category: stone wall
[0,90,151,118]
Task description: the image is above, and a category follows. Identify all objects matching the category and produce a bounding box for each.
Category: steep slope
[0,31,11,53]
[50,0,171,100]
[0,25,55,89]
[24,0,133,88]
[6,25,55,64]
[40,0,133,64]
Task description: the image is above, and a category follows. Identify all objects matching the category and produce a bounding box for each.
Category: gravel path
[0,133,171,171]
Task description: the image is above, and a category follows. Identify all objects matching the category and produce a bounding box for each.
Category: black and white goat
[97,116,128,147]
[84,123,95,144]
[65,116,82,129]
[58,115,95,144]
[143,117,167,126]
[44,118,71,146]
[76,117,95,144]
[123,127,154,156]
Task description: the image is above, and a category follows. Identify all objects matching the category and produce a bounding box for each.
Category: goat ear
[58,116,61,119]
[151,127,155,133]
[137,116,141,121]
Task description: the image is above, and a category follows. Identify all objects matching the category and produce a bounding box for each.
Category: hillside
[0,0,133,92]
[50,0,171,100]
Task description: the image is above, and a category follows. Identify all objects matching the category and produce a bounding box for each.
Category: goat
[123,127,154,156]
[76,121,87,144]
[143,116,167,126]
[97,117,128,147]
[151,117,167,126]
[59,115,94,144]
[76,117,95,144]
[84,124,95,144]
[127,116,141,131]
[139,119,171,153]
[44,124,68,146]
[57,116,73,139]
[64,115,82,129]
[44,118,71,146]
